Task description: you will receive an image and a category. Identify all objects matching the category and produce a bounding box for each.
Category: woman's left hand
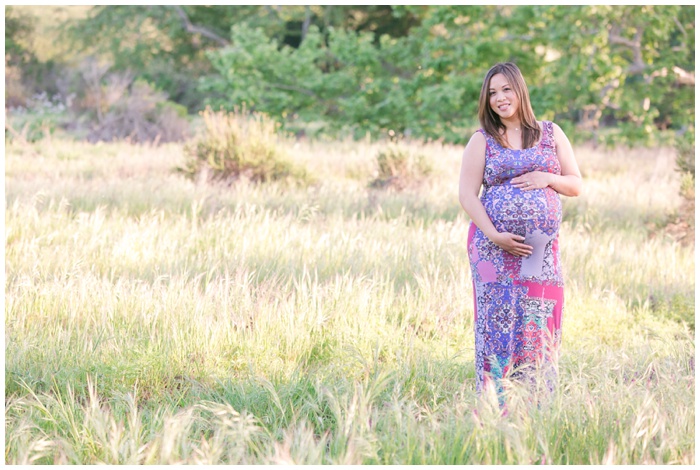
[511,171,553,190]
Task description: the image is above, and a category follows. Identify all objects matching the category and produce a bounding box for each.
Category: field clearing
[4,136,695,464]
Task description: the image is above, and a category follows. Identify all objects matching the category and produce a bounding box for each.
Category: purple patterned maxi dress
[467,121,563,398]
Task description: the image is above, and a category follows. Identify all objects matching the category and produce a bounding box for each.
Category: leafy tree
[65,6,270,109]
[201,6,543,141]
[202,5,693,144]
[5,6,36,65]
[64,5,426,112]
[5,6,64,107]
[201,24,422,139]
[12,5,696,146]
[531,5,694,145]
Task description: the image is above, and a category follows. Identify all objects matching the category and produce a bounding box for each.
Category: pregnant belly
[482,186,562,236]
[470,186,563,282]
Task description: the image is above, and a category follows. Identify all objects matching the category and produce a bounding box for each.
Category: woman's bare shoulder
[468,130,487,143]
[464,130,486,149]
[462,131,487,163]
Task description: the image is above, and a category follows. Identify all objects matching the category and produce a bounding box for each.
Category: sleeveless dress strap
[477,128,491,153]
[541,121,555,148]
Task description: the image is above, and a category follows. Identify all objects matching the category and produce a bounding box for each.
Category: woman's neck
[501,117,522,132]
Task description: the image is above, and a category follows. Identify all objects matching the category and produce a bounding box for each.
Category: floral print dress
[467,121,563,398]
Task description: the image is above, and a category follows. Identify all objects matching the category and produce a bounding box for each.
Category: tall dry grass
[4,135,694,464]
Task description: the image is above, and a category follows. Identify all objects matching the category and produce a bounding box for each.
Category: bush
[85,80,189,144]
[5,62,29,109]
[5,92,70,142]
[671,129,695,246]
[76,58,190,144]
[369,144,432,190]
[179,107,309,184]
[674,129,695,201]
[675,129,695,177]
[6,58,191,145]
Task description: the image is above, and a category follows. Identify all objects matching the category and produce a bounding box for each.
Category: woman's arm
[511,122,582,197]
[459,132,533,257]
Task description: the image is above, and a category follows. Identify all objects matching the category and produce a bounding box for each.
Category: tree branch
[646,66,695,86]
[609,25,645,75]
[672,66,695,86]
[673,15,687,38]
[302,6,312,41]
[171,6,230,47]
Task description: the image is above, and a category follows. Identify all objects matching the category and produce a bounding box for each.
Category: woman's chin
[493,110,516,121]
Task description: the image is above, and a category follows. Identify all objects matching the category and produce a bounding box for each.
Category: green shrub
[671,129,695,246]
[679,172,694,201]
[179,107,309,184]
[370,144,432,190]
[675,129,695,177]
[674,128,695,201]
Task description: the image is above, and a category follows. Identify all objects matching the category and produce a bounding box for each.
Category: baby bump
[482,186,562,236]
[469,186,563,284]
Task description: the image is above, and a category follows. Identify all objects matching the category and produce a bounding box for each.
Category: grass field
[4,135,695,464]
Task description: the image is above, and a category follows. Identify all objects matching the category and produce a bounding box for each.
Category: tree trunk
[302,6,312,41]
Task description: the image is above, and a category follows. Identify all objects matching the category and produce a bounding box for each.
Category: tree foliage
[5,6,36,65]
[201,5,694,144]
[63,5,423,112]
[13,5,697,145]
[530,5,695,145]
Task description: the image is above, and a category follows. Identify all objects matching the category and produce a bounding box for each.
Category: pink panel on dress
[477,260,498,283]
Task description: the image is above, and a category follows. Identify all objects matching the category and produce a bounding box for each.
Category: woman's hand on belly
[490,232,534,257]
[510,171,554,190]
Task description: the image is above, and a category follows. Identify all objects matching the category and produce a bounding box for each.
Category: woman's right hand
[490,232,533,257]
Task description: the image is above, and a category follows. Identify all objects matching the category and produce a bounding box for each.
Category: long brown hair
[478,62,541,149]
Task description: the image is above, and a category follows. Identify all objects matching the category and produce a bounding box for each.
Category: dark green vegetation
[5,5,695,146]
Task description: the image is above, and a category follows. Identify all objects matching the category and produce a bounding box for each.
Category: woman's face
[488,73,520,121]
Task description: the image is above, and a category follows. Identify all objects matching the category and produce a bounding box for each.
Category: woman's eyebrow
[488,83,511,91]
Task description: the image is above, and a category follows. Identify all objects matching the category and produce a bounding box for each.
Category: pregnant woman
[458,63,582,403]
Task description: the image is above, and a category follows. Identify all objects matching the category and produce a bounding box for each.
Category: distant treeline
[6,5,695,145]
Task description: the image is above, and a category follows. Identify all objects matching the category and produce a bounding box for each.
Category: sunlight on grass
[4,137,694,464]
